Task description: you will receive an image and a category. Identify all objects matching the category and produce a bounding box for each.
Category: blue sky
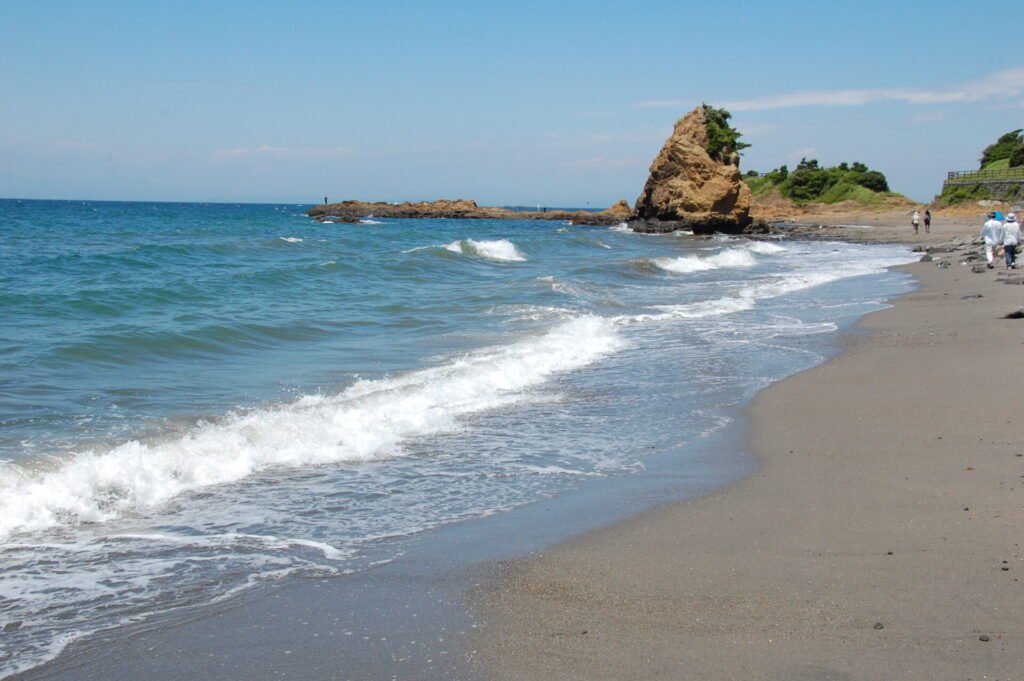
[1,0,1022,204]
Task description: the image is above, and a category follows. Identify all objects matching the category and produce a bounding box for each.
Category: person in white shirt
[1003,213,1020,269]
[912,210,921,234]
[981,212,1004,268]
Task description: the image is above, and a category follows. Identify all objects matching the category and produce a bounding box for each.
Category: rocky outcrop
[307,199,632,226]
[630,106,751,234]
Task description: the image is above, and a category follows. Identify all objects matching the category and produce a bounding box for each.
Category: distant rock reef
[308,198,633,226]
[308,106,754,234]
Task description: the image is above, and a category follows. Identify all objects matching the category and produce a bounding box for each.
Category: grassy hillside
[744,159,904,207]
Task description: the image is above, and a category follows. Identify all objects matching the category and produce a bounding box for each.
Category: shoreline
[470,242,1024,678]
[10,216,1018,680]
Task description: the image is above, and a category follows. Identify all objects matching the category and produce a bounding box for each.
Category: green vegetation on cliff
[702,104,749,163]
[936,129,1024,205]
[744,158,897,205]
[980,129,1024,168]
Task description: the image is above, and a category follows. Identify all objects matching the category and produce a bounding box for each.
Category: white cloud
[787,147,817,164]
[633,67,1024,111]
[254,145,354,157]
[562,156,643,170]
[210,145,354,162]
[210,147,250,161]
[735,122,779,138]
[48,139,103,152]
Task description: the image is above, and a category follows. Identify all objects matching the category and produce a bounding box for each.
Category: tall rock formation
[632,106,752,233]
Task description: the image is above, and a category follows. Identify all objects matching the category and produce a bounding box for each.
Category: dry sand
[470,223,1024,680]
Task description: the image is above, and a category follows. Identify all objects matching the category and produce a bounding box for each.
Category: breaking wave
[443,239,526,261]
[0,316,621,540]
[652,248,757,274]
[744,241,786,255]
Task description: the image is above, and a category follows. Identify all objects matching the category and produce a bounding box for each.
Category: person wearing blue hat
[1003,213,1019,269]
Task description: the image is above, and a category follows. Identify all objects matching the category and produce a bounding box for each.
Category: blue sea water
[0,199,916,677]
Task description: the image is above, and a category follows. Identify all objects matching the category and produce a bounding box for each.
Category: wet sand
[471,227,1024,679]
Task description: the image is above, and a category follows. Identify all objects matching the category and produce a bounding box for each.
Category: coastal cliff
[630,106,752,234]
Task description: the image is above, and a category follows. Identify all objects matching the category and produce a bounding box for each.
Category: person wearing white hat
[981,212,1004,268]
[1003,213,1020,269]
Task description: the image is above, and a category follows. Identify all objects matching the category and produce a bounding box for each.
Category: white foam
[359,219,384,225]
[443,239,526,261]
[279,236,303,243]
[653,247,757,274]
[745,241,786,255]
[608,222,632,233]
[0,316,622,540]
[622,251,910,325]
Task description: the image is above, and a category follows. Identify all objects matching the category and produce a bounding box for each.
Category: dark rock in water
[1003,308,1024,319]
[315,214,360,224]
[743,219,771,234]
[633,106,752,234]
[919,253,933,262]
[628,218,689,234]
[3,620,22,632]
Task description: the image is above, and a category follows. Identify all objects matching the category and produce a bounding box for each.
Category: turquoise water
[0,199,916,677]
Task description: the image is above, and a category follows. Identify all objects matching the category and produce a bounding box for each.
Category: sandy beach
[471,220,1024,680]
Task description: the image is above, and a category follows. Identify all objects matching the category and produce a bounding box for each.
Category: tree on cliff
[702,104,750,164]
[979,129,1023,168]
[746,159,891,204]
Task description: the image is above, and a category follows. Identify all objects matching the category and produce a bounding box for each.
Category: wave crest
[0,316,621,540]
[443,239,526,261]
[745,241,786,255]
[652,248,757,274]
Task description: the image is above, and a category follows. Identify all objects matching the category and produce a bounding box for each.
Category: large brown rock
[632,106,751,233]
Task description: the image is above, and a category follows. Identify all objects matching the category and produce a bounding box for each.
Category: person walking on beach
[923,209,931,234]
[1003,213,1020,269]
[982,212,1004,268]
[912,210,921,234]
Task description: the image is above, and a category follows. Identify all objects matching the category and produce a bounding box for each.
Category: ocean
[0,199,917,677]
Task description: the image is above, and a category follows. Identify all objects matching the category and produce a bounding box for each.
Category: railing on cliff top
[945,167,1024,183]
